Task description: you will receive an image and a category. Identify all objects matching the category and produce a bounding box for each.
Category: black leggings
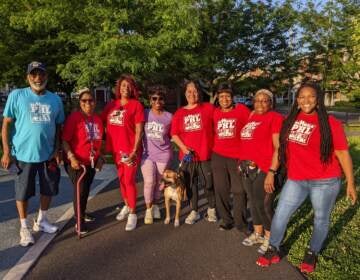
[65,163,96,221]
[211,152,247,229]
[180,160,216,211]
[242,168,275,232]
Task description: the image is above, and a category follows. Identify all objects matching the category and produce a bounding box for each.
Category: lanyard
[84,116,95,155]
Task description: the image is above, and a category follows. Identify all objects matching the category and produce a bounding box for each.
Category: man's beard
[29,80,47,92]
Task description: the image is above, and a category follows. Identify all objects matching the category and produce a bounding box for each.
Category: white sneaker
[174,219,180,228]
[206,208,217,223]
[242,232,264,246]
[125,214,137,231]
[152,204,161,219]
[185,210,200,225]
[258,238,270,254]
[144,208,153,224]
[20,227,35,247]
[116,205,129,221]
[33,219,58,234]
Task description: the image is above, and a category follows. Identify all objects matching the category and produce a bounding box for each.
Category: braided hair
[279,82,333,168]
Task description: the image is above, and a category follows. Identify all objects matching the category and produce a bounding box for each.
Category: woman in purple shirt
[141,86,173,224]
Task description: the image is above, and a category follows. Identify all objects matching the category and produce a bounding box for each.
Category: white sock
[37,209,47,223]
[20,218,28,228]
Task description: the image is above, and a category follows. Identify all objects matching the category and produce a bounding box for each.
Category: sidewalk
[0,164,118,280]
[16,180,304,280]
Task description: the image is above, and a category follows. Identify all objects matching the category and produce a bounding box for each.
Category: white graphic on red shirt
[184,113,202,131]
[288,120,316,145]
[146,121,164,140]
[240,121,261,139]
[30,102,51,123]
[109,109,126,126]
[85,123,102,140]
[217,118,237,138]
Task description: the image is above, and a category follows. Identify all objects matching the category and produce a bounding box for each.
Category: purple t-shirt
[142,109,173,163]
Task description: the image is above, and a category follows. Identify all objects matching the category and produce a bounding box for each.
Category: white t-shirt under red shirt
[239,111,283,172]
[213,104,250,159]
[171,103,214,161]
[286,112,348,180]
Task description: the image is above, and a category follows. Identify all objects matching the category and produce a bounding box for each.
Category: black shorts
[15,159,61,201]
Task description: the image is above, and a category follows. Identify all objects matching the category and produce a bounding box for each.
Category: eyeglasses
[80,99,94,104]
[151,96,164,102]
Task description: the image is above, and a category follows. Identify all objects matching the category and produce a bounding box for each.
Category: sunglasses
[151,96,164,102]
[80,99,94,104]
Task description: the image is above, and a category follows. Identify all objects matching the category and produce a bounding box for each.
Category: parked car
[233,95,253,109]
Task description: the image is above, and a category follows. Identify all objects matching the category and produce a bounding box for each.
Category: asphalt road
[25,181,304,280]
[0,165,117,279]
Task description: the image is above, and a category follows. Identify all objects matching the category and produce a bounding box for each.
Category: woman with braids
[239,89,283,254]
[171,80,217,225]
[211,83,250,232]
[256,82,357,273]
[141,86,172,224]
[101,75,144,231]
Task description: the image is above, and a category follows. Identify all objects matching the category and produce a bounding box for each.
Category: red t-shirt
[239,111,283,172]
[171,103,214,161]
[213,104,250,159]
[286,112,348,180]
[62,111,104,165]
[101,99,144,161]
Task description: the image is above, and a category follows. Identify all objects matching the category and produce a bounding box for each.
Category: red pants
[116,162,138,210]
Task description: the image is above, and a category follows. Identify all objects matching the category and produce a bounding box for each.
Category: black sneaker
[84,213,96,222]
[219,223,234,231]
[300,249,317,273]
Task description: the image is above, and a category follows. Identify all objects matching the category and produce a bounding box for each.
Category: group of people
[1,61,357,274]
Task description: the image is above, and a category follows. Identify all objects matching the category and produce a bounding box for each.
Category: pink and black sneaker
[256,245,281,267]
[299,249,317,273]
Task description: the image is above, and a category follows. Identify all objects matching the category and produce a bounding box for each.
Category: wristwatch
[268,168,277,175]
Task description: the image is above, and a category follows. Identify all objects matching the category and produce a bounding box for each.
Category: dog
[160,169,187,227]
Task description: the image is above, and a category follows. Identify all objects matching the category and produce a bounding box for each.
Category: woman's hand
[125,151,137,166]
[346,183,357,205]
[264,172,275,193]
[70,156,81,170]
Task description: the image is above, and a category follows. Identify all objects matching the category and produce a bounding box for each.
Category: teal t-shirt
[3,87,65,162]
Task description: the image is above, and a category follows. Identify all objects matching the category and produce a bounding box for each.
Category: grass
[284,136,360,279]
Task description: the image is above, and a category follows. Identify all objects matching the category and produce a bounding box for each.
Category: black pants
[241,168,275,231]
[211,153,247,230]
[65,163,96,221]
[180,160,216,211]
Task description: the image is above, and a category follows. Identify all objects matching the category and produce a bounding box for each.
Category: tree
[298,0,360,99]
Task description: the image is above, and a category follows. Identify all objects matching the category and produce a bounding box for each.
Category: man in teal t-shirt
[1,61,65,247]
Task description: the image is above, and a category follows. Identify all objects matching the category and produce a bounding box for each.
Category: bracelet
[268,168,277,175]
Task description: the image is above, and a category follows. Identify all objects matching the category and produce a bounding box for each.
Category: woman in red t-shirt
[211,83,250,232]
[239,89,283,254]
[171,80,216,225]
[62,88,104,234]
[257,82,357,273]
[101,75,144,231]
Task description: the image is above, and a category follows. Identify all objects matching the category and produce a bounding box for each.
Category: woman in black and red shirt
[211,83,249,232]
[62,88,104,234]
[239,89,283,254]
[171,80,216,225]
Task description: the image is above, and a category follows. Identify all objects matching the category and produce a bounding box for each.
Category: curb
[3,177,117,280]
